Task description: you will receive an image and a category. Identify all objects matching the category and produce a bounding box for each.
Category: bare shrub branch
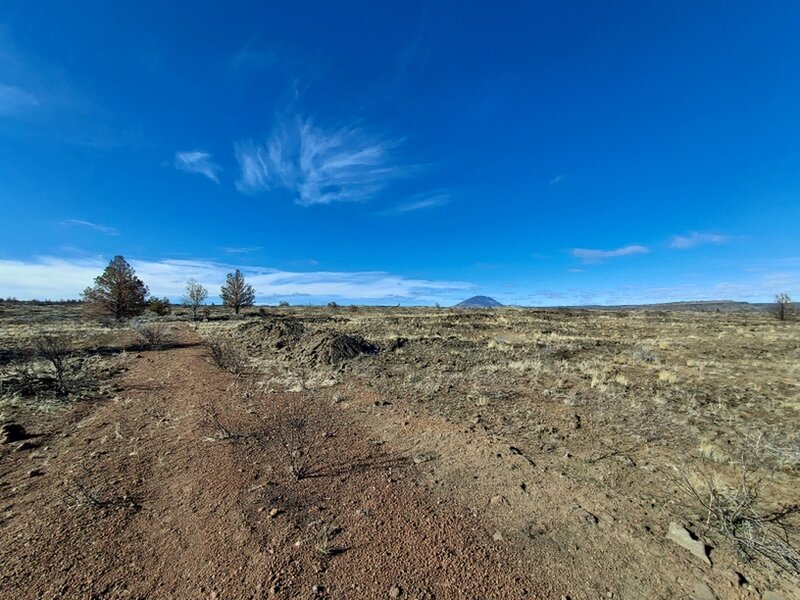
[133,322,174,350]
[198,401,238,440]
[35,333,72,396]
[203,334,248,375]
[674,462,800,575]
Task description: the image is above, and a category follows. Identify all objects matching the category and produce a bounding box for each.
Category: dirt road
[0,328,542,599]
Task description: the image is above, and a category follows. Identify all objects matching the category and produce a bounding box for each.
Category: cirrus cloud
[174,150,222,183]
[235,114,409,206]
[669,232,729,249]
[570,244,649,263]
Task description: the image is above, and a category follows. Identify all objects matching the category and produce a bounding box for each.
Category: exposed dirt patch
[0,326,542,599]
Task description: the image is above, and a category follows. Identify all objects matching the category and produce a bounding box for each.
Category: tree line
[82,255,255,322]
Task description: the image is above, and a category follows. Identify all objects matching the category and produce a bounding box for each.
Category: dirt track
[0,327,543,599]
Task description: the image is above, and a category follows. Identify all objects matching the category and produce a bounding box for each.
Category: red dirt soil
[0,328,549,599]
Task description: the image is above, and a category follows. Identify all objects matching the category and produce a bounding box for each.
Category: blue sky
[1,1,799,305]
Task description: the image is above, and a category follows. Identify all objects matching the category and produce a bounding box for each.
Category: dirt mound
[238,317,306,350]
[300,332,378,365]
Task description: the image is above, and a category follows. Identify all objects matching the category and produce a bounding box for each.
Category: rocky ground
[1,305,799,599]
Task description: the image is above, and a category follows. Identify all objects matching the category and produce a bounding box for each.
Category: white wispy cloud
[668,232,729,249]
[549,174,565,185]
[230,47,277,71]
[59,219,119,236]
[570,245,649,263]
[0,256,473,303]
[174,150,222,183]
[0,83,39,116]
[220,246,262,254]
[381,191,450,215]
[235,115,407,205]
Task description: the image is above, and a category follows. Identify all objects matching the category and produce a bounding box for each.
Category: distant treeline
[0,298,84,305]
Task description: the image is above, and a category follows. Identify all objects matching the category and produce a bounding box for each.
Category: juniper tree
[82,256,149,322]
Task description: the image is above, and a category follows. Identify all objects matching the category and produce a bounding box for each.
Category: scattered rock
[692,581,717,600]
[384,337,407,351]
[15,440,39,452]
[301,332,378,365]
[666,522,711,566]
[413,453,435,465]
[389,585,402,598]
[720,569,745,587]
[268,508,281,518]
[579,510,599,525]
[492,531,504,542]
[2,422,27,444]
[27,469,43,477]
[490,495,509,506]
[312,584,324,595]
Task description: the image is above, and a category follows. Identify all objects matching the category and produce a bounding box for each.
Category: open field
[1,302,799,599]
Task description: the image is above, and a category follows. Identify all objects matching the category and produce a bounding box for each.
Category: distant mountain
[454,296,504,308]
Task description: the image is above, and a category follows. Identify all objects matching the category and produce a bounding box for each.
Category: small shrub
[203,334,247,375]
[250,393,339,481]
[199,401,237,440]
[675,464,800,575]
[147,296,171,316]
[35,333,72,396]
[134,322,173,350]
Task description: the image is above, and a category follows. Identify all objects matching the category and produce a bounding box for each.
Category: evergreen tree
[220,269,255,314]
[82,256,149,322]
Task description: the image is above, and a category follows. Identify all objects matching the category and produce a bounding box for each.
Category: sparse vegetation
[3,302,800,599]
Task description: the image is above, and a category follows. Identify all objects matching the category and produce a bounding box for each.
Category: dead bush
[246,386,339,481]
[746,430,800,472]
[675,463,800,575]
[199,401,238,440]
[204,334,248,375]
[35,333,72,396]
[63,466,141,513]
[134,322,174,350]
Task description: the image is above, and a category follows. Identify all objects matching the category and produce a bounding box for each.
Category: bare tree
[220,269,255,315]
[82,256,149,322]
[775,293,792,321]
[182,278,208,320]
